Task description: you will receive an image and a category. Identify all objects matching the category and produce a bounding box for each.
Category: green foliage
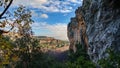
[66,56,96,68]
[69,43,88,61]
[0,36,96,68]
[14,5,33,36]
[15,49,66,68]
[98,47,120,68]
[14,36,41,68]
[0,35,14,67]
[14,5,34,24]
[6,5,40,68]
[66,43,96,68]
[29,43,96,68]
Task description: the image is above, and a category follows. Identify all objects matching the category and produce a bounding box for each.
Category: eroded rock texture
[67,7,88,53]
[67,0,120,63]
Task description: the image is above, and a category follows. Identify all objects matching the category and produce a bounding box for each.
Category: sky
[0,0,83,41]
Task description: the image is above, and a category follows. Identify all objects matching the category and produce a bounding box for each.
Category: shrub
[98,47,120,68]
[66,43,96,68]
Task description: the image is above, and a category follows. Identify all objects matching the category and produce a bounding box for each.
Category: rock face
[67,7,88,53]
[67,0,120,63]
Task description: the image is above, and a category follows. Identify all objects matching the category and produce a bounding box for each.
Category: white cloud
[40,14,48,19]
[31,22,68,41]
[12,0,47,6]
[31,10,38,17]
[70,0,77,3]
[69,0,82,3]
[12,0,83,13]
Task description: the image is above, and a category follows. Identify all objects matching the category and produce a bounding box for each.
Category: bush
[0,36,14,67]
[66,43,96,68]
[98,47,120,68]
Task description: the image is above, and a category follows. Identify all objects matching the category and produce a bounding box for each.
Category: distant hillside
[37,36,47,38]
[34,36,69,48]
[3,33,69,49]
[34,36,54,40]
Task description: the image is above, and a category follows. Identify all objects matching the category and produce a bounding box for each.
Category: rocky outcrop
[67,0,120,63]
[67,7,88,53]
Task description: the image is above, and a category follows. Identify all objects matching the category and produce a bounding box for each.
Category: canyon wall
[67,0,120,63]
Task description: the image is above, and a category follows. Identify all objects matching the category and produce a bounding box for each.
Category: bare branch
[0,0,13,19]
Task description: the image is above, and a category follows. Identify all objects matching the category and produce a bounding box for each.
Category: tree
[12,5,40,68]
[13,5,33,36]
[0,3,36,67]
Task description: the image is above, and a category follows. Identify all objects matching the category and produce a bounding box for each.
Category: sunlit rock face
[68,0,120,63]
[67,7,88,53]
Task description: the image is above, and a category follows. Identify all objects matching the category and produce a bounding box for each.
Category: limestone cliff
[67,0,120,63]
[67,7,88,53]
